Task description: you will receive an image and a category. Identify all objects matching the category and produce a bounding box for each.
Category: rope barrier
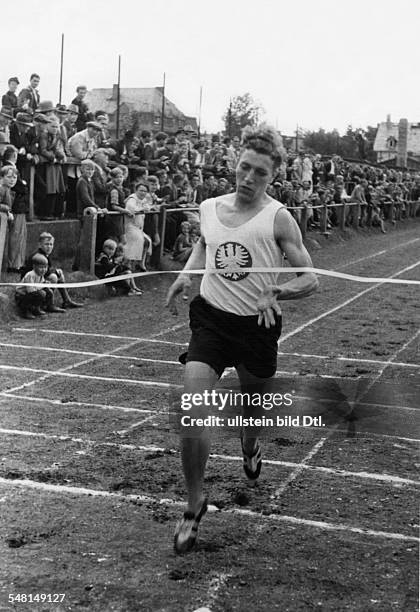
[1,264,419,289]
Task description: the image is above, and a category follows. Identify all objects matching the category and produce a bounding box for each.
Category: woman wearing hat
[37,118,66,219]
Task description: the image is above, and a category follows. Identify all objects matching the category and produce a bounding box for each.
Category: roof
[86,87,193,121]
[374,119,420,154]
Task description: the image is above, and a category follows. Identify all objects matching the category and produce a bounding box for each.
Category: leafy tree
[222,93,264,137]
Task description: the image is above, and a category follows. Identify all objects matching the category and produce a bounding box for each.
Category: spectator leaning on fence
[3,146,29,273]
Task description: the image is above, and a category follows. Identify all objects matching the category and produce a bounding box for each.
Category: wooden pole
[198,86,203,138]
[58,33,64,105]
[161,72,166,131]
[116,55,121,139]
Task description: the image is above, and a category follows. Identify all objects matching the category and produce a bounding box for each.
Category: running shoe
[174,498,208,554]
[240,430,262,485]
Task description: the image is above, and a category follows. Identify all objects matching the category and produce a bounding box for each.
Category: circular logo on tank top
[215,241,252,281]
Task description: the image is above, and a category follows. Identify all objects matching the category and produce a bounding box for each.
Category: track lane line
[0,477,417,543]
[1,428,418,487]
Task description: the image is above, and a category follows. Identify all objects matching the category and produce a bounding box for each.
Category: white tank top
[200,197,285,316]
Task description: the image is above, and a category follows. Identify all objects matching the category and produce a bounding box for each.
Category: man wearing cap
[71,86,91,132]
[35,101,57,119]
[10,113,36,184]
[63,104,79,140]
[2,78,20,114]
[66,122,101,217]
[17,74,40,113]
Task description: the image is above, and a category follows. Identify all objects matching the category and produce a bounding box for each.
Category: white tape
[1,264,420,289]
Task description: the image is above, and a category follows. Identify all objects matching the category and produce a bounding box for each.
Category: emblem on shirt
[215,242,252,281]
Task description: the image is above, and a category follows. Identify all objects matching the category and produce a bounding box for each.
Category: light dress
[124,193,150,261]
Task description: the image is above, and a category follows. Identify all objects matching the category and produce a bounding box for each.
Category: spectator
[124,183,152,271]
[2,77,20,114]
[66,121,102,217]
[15,253,54,319]
[21,231,82,309]
[3,146,28,273]
[35,100,57,119]
[0,167,17,267]
[17,73,40,113]
[173,221,193,262]
[94,238,141,296]
[106,167,133,242]
[63,104,79,140]
[0,106,14,141]
[37,117,66,219]
[10,113,36,184]
[72,85,91,132]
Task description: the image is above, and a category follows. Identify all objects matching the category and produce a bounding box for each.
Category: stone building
[86,86,198,137]
[374,115,420,169]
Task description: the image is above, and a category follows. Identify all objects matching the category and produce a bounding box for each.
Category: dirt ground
[0,221,419,611]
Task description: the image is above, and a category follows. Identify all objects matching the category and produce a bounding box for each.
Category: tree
[222,93,265,138]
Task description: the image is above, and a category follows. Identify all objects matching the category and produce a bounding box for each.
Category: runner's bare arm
[165,234,206,315]
[257,209,319,327]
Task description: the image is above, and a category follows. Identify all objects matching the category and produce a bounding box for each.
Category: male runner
[166,124,319,553]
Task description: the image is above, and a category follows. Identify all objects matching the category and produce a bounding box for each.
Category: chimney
[386,114,391,129]
[397,118,408,168]
[112,84,118,100]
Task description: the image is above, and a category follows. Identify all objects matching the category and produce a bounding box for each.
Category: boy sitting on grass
[15,253,55,319]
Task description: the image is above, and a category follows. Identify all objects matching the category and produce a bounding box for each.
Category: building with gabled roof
[374,115,420,169]
[86,85,198,136]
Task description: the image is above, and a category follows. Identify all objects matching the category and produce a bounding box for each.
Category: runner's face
[236,149,274,204]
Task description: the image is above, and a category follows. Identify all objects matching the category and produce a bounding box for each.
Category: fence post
[159,207,167,267]
[339,202,346,231]
[320,203,328,233]
[0,212,8,276]
[299,205,307,240]
[79,212,97,275]
[352,203,360,230]
[28,165,35,221]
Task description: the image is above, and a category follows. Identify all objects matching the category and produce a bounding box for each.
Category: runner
[165,124,319,553]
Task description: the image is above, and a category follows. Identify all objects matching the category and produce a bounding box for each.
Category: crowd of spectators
[0,73,419,317]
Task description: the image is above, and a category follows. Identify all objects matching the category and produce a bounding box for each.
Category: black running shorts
[179,295,282,378]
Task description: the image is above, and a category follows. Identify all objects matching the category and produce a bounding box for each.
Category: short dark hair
[141,130,151,139]
[30,73,40,81]
[240,124,284,170]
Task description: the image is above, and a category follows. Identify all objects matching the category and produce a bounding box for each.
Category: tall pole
[161,72,166,131]
[296,124,299,152]
[228,98,232,138]
[116,55,121,139]
[58,33,64,104]
[198,85,203,138]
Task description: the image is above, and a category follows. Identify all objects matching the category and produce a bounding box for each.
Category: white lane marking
[335,237,420,270]
[1,341,418,370]
[11,328,188,347]
[277,350,420,369]
[0,365,180,389]
[0,393,150,413]
[2,393,418,441]
[115,415,159,435]
[1,428,418,487]
[272,327,420,498]
[2,322,186,395]
[273,437,328,497]
[0,477,417,543]
[0,342,182,365]
[278,260,420,345]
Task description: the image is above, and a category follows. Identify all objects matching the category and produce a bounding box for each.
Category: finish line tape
[0,264,419,289]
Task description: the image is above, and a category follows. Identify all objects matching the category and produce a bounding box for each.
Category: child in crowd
[173,221,193,263]
[21,231,83,309]
[15,253,54,319]
[95,239,142,296]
